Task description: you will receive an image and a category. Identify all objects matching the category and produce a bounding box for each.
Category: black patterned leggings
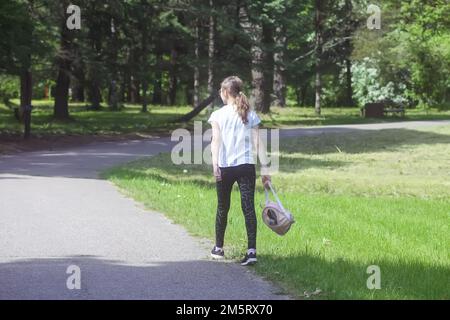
[215,164,257,250]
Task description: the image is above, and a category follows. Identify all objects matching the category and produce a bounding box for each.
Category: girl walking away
[208,76,271,266]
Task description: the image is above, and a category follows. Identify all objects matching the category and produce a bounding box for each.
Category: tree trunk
[124,49,134,103]
[54,4,73,120]
[20,69,33,139]
[108,80,119,110]
[140,0,149,113]
[300,84,308,107]
[207,0,216,110]
[193,20,200,108]
[71,50,85,102]
[272,25,287,108]
[345,58,353,106]
[72,80,85,102]
[20,70,32,110]
[133,78,141,104]
[314,0,323,115]
[344,0,354,107]
[109,18,119,111]
[119,70,126,104]
[263,24,273,112]
[142,80,148,113]
[177,93,217,123]
[86,2,102,111]
[54,68,71,119]
[186,85,193,106]
[315,72,321,114]
[125,73,132,103]
[168,47,178,106]
[128,77,139,104]
[239,6,267,113]
[152,53,163,105]
[88,81,101,110]
[295,86,301,106]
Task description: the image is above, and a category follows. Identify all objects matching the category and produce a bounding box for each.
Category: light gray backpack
[262,182,295,236]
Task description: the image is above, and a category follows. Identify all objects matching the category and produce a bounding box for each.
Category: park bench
[383,106,405,117]
[361,100,406,118]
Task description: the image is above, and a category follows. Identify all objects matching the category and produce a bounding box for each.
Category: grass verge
[102,124,450,299]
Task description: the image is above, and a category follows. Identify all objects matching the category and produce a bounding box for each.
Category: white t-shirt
[208,104,261,168]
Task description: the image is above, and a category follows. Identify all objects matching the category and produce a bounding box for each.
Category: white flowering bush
[352,58,407,107]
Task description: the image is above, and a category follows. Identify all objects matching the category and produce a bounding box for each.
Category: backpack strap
[265,182,286,212]
[264,186,270,204]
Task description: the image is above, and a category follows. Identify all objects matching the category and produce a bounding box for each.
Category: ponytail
[235,91,251,124]
[220,76,251,124]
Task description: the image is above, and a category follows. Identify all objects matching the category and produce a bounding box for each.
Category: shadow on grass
[268,115,450,128]
[1,126,449,179]
[108,168,216,190]
[0,107,185,136]
[268,117,376,127]
[256,253,450,300]
[279,127,450,156]
[109,154,350,187]
[118,127,450,180]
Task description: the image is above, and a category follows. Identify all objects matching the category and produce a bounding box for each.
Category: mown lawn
[258,106,450,128]
[1,99,450,136]
[102,124,450,300]
[0,100,191,136]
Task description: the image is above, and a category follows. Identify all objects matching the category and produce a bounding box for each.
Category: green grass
[102,124,450,300]
[0,100,192,136]
[257,106,450,128]
[1,99,450,136]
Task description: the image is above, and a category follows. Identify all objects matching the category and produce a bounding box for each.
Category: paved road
[0,120,448,300]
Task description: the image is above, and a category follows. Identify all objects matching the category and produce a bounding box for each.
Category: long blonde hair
[221,76,251,124]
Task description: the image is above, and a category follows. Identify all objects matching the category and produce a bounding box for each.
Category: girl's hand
[213,165,222,181]
[262,175,271,189]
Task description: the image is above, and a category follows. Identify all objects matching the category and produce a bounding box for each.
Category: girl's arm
[252,126,271,187]
[211,121,222,181]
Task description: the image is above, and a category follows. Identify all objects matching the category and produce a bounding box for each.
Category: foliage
[352,0,450,108]
[0,0,449,117]
[0,75,20,103]
[352,58,407,106]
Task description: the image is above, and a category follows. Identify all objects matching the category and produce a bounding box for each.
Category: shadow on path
[0,121,448,179]
[0,256,289,300]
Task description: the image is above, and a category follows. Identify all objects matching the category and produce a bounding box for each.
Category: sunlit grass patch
[103,124,450,299]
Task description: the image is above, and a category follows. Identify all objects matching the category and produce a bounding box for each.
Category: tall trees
[2,0,448,122]
[193,18,201,108]
[139,0,150,113]
[152,52,163,105]
[207,0,216,110]
[3,2,33,114]
[168,46,179,105]
[270,0,293,108]
[18,1,34,124]
[53,0,74,120]
[106,1,125,111]
[71,47,86,103]
[343,0,354,107]
[272,24,287,108]
[239,4,267,113]
[0,0,46,137]
[314,0,324,115]
[84,1,105,110]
